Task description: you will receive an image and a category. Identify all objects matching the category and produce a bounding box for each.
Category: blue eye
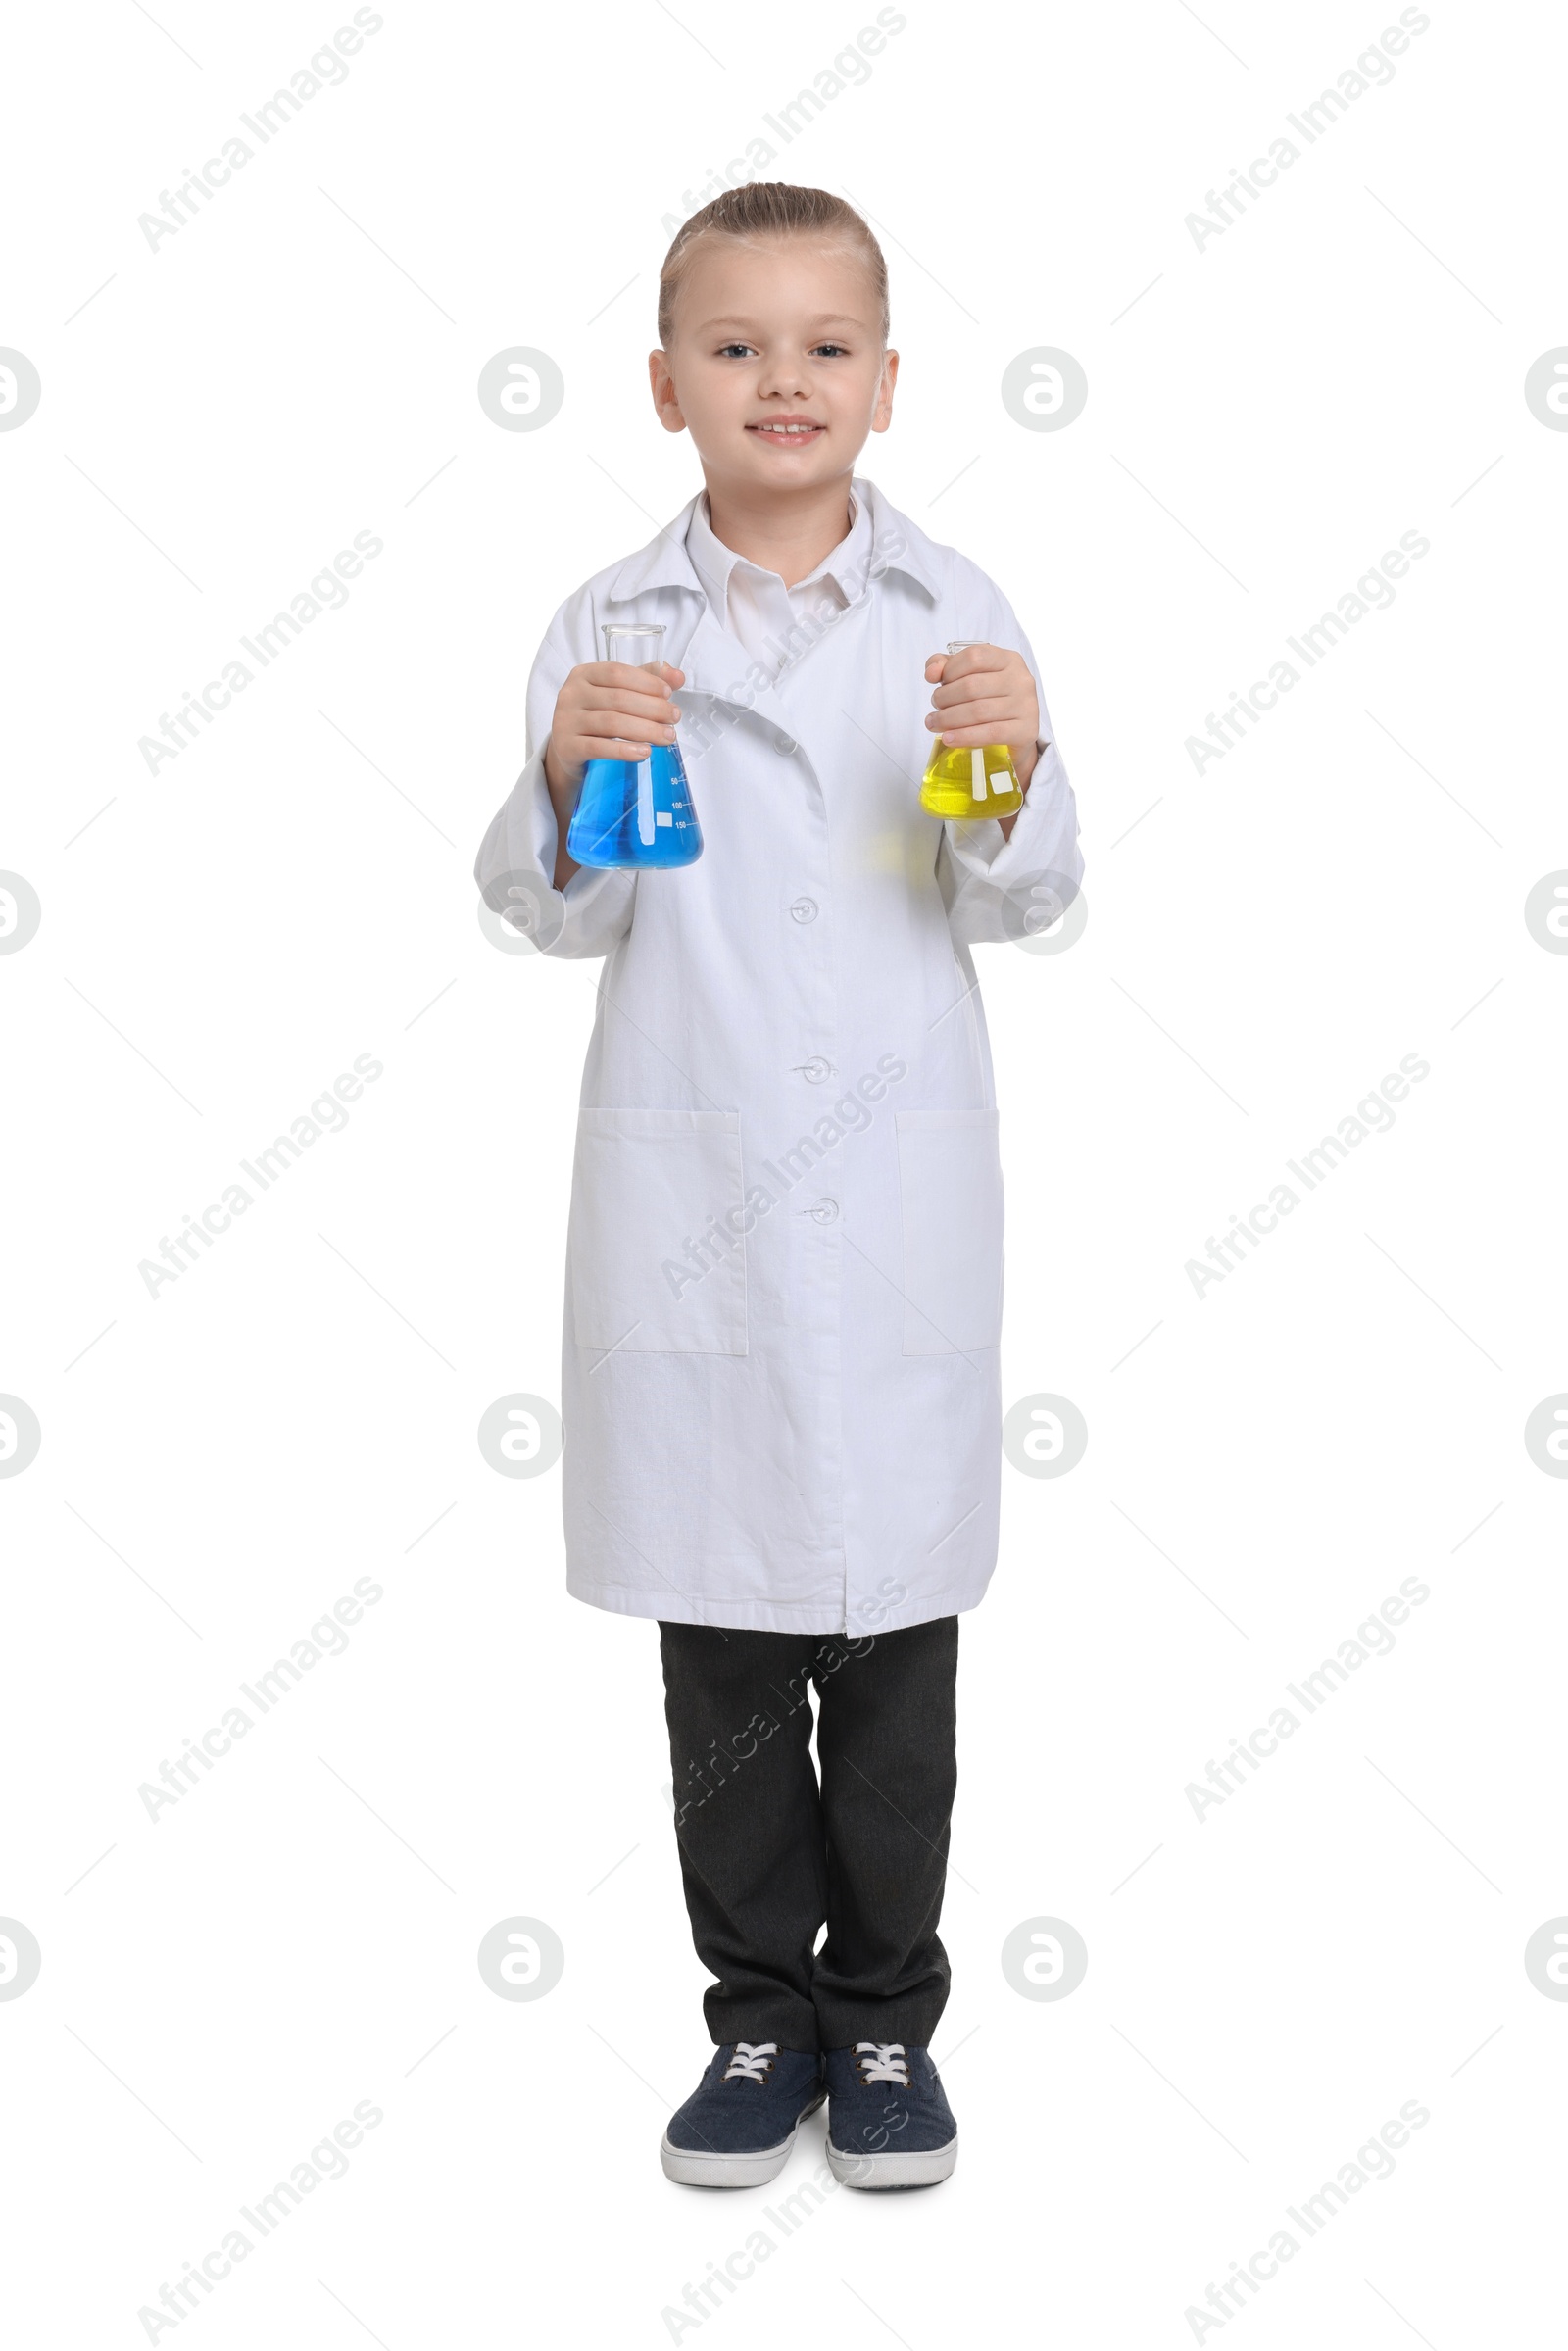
[715,341,850,359]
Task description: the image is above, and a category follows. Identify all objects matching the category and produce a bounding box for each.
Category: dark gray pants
[658,1615,958,2053]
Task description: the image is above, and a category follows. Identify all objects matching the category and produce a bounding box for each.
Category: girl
[475,180,1083,2191]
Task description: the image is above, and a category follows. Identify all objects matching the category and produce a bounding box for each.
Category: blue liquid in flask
[564,620,705,871]
[566,743,703,869]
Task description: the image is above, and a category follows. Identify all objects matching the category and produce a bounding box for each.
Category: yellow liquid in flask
[919,740,1023,821]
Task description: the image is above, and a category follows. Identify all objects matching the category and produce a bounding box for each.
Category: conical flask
[919,640,1023,821]
[565,623,703,870]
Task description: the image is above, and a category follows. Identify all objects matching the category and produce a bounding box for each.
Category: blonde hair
[657,181,889,350]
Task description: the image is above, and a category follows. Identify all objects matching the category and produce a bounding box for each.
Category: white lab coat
[474,475,1083,1636]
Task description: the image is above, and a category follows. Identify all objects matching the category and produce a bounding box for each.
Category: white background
[4,0,1565,2342]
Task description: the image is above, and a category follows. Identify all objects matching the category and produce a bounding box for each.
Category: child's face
[650,236,896,494]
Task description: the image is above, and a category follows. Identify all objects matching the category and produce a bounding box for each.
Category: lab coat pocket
[568,1108,748,1354]
[895,1109,1004,1355]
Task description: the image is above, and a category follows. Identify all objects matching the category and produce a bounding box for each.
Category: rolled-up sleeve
[473,590,638,958]
[936,584,1084,949]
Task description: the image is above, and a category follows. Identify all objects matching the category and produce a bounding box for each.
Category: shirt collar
[605,475,940,608]
[685,481,871,618]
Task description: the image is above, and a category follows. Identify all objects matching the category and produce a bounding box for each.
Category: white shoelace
[855,2041,910,2085]
[722,2040,779,2083]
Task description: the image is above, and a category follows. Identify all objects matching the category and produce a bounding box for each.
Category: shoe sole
[825,2132,958,2190]
[661,2091,826,2188]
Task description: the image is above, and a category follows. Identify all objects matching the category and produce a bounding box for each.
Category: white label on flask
[971,748,987,800]
[636,759,655,845]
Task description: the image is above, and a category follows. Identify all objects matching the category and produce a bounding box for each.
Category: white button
[790,897,817,923]
[808,1197,839,1224]
[799,1057,832,1084]
[773,736,797,756]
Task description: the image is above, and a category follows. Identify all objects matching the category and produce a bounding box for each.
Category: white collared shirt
[685,484,873,680]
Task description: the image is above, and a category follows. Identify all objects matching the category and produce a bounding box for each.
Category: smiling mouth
[747,420,826,443]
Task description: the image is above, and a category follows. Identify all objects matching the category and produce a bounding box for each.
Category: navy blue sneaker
[824,2041,958,2188]
[661,2041,825,2187]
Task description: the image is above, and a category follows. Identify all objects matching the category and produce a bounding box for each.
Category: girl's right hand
[543,661,685,795]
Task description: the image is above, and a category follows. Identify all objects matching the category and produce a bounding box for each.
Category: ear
[871,348,899,434]
[649,349,687,434]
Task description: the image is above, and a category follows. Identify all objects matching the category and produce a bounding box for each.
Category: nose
[756,355,814,403]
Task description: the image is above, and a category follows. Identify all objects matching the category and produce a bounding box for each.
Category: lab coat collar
[605,474,942,609]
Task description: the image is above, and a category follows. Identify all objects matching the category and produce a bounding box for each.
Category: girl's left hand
[923,644,1040,786]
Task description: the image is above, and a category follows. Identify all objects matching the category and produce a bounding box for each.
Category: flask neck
[604,626,664,668]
